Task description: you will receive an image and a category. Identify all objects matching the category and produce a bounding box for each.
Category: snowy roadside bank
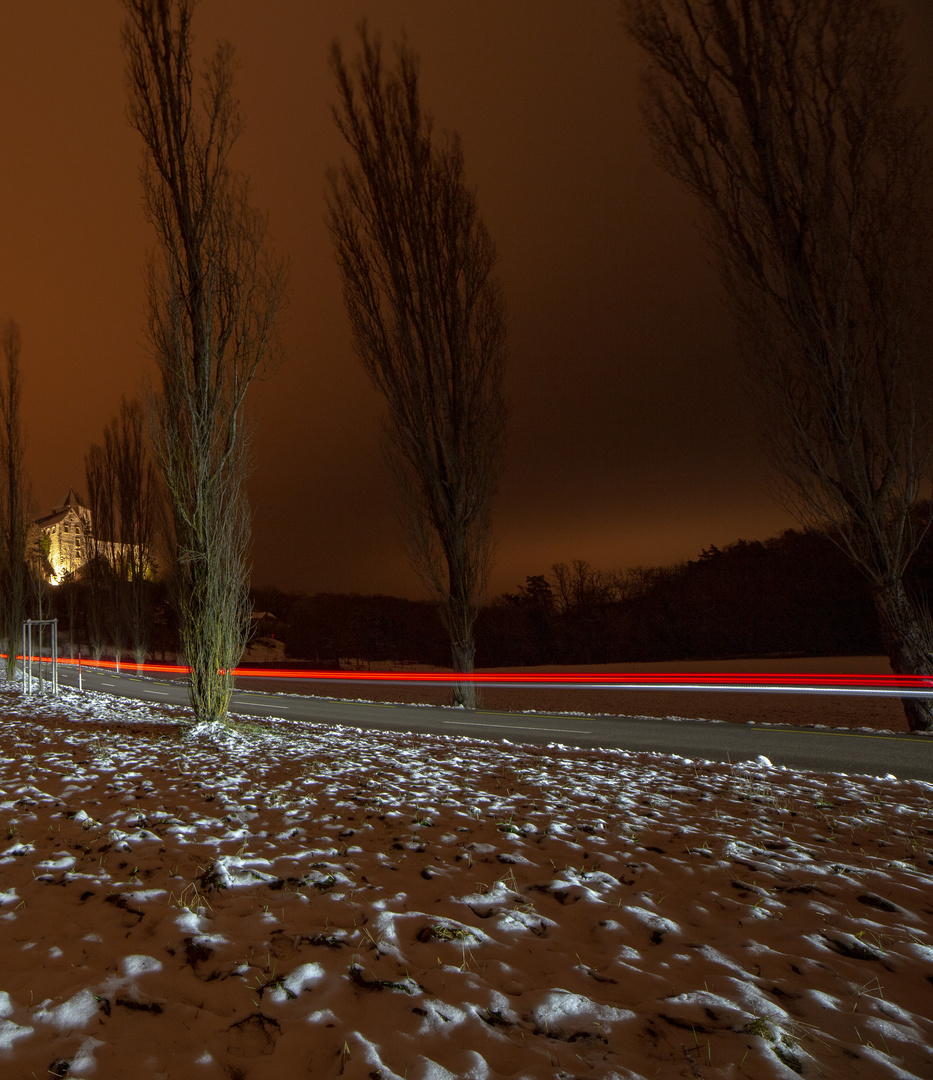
[0,684,931,1079]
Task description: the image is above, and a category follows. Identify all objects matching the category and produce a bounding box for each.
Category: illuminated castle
[34,489,92,583]
[34,489,154,585]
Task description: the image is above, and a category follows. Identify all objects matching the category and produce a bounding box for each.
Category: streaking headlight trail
[37,658,933,697]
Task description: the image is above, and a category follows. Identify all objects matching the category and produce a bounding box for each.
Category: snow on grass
[0,682,931,1078]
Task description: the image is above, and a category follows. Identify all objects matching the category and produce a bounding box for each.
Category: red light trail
[27,658,933,697]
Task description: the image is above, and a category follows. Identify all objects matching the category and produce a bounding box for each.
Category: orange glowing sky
[1,2,931,599]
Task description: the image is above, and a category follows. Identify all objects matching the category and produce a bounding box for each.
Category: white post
[51,619,58,697]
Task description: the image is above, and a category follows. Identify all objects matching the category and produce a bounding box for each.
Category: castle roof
[55,488,87,513]
[35,488,90,529]
[35,508,79,528]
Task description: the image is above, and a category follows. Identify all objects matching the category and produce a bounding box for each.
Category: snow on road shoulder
[0,682,931,1079]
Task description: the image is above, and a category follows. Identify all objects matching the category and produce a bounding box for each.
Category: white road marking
[147,691,169,697]
[445,720,589,734]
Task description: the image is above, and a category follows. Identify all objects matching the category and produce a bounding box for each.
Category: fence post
[51,618,58,697]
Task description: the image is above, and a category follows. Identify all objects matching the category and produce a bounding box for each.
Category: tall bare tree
[123,0,286,725]
[626,0,933,730]
[85,443,118,662]
[112,398,161,667]
[328,27,507,708]
[86,398,161,667]
[0,321,27,680]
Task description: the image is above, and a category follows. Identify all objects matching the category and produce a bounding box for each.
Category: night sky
[1,2,931,600]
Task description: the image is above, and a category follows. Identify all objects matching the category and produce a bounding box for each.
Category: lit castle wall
[34,489,92,584]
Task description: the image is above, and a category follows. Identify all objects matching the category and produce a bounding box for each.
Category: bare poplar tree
[86,398,161,667]
[0,321,27,680]
[112,399,160,667]
[626,0,933,730]
[328,28,507,708]
[85,442,120,662]
[122,0,286,725]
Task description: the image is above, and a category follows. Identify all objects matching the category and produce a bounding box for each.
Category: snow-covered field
[0,682,931,1079]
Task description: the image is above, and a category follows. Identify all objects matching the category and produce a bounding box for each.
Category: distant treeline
[253,524,933,667]
[248,590,450,669]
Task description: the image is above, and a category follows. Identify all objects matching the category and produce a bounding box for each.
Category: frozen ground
[0,681,931,1079]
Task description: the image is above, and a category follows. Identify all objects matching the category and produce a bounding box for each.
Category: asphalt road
[49,664,933,783]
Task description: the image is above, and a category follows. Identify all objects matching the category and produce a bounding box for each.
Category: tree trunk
[869,578,933,733]
[447,566,478,709]
[451,635,477,710]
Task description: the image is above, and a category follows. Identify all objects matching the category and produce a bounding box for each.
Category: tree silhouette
[626,0,933,729]
[328,27,507,708]
[86,398,161,667]
[0,321,27,680]
[122,0,286,725]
